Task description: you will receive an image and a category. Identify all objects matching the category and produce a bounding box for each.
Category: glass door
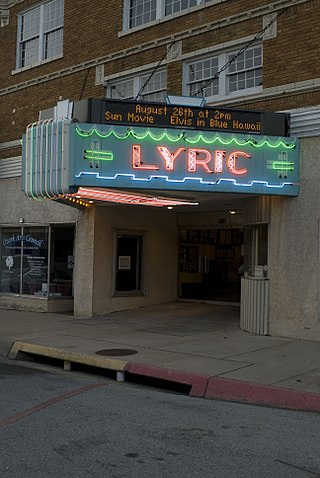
[179,227,243,302]
[115,234,143,294]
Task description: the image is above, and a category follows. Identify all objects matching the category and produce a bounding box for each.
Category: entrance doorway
[115,234,143,293]
[178,227,243,303]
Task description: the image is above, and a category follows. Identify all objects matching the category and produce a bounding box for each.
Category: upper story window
[185,45,263,101]
[165,0,202,15]
[227,47,262,93]
[107,69,167,102]
[17,0,64,69]
[124,0,206,30]
[128,0,157,28]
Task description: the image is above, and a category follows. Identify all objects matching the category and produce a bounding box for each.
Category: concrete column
[73,207,95,317]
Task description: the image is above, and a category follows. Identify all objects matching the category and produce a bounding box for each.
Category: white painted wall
[0,177,80,224]
[74,205,178,317]
[269,137,320,340]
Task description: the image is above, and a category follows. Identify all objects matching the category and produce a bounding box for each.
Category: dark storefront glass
[0,228,22,293]
[0,225,74,297]
[49,226,74,297]
[21,227,48,296]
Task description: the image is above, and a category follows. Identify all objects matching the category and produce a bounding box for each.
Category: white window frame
[105,67,167,102]
[122,0,207,31]
[183,44,263,102]
[16,0,64,70]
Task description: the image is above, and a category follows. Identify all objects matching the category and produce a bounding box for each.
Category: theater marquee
[71,123,299,196]
[22,121,299,199]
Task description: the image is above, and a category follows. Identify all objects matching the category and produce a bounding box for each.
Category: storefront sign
[89,99,289,137]
[2,233,44,248]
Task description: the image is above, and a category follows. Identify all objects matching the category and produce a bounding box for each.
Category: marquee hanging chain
[134,43,174,101]
[130,0,315,102]
[134,6,286,101]
[193,6,290,97]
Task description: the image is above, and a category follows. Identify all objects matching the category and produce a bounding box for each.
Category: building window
[129,0,157,28]
[188,57,219,98]
[124,0,206,30]
[227,47,262,93]
[108,69,167,102]
[0,225,74,297]
[115,234,144,294]
[185,45,263,101]
[17,0,64,69]
[164,0,201,16]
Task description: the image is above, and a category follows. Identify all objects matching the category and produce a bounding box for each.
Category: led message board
[88,99,290,137]
[70,123,299,196]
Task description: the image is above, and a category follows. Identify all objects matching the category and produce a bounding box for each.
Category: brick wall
[0,0,319,146]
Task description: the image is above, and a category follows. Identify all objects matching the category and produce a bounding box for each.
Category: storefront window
[0,228,22,293]
[21,227,48,296]
[0,225,74,297]
[49,226,74,297]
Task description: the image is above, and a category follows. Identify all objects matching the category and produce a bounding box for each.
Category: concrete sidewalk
[1,302,319,412]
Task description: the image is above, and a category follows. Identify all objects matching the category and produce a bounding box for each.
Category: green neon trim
[251,139,295,149]
[76,128,130,140]
[185,136,243,146]
[185,136,295,148]
[30,128,33,195]
[272,161,294,170]
[75,127,296,149]
[84,150,114,160]
[84,155,113,161]
[76,127,183,142]
[28,125,42,201]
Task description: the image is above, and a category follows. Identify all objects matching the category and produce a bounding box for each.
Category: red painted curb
[125,362,209,397]
[205,377,320,413]
[125,362,320,413]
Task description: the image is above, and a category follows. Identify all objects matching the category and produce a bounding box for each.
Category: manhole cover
[96,349,138,356]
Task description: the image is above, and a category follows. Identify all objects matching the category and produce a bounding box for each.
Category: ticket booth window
[244,224,268,277]
[115,234,143,294]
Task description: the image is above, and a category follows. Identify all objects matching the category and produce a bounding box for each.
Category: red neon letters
[132,145,250,175]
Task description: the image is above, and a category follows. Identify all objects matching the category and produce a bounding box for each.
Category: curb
[204,376,320,413]
[125,362,209,397]
[124,362,320,413]
[8,341,127,372]
[0,339,14,357]
[7,341,320,413]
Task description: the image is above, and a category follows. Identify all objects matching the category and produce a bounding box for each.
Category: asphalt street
[1,356,320,478]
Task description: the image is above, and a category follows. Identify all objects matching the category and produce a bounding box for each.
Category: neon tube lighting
[75,171,298,189]
[75,127,296,149]
[66,187,199,207]
[84,150,114,161]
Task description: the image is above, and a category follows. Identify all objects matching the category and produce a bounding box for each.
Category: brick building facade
[1,0,320,340]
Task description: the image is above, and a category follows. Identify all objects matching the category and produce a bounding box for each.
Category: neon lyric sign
[71,124,299,196]
[132,145,251,175]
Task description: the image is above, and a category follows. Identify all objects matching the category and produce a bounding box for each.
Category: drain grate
[96,349,138,357]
